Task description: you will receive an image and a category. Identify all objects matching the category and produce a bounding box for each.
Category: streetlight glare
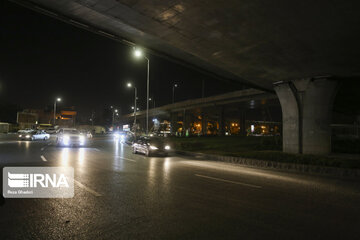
[134,49,142,58]
[57,98,61,102]
[127,83,132,88]
[115,109,118,113]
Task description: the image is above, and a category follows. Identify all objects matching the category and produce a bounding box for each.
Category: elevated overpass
[121,88,279,136]
[122,88,276,119]
[11,0,360,154]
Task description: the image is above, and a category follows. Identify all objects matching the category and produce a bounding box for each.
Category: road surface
[0,135,359,239]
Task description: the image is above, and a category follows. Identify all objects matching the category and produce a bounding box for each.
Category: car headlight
[149,145,158,150]
[165,145,171,150]
[80,136,85,141]
[19,135,22,137]
[25,135,30,138]
[114,133,120,139]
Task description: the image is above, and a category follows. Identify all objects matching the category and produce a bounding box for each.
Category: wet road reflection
[0,136,359,239]
[61,148,70,166]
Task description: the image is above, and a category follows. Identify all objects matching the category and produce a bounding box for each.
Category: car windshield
[63,129,80,134]
[147,138,165,145]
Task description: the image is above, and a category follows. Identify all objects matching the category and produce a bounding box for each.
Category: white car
[19,130,50,141]
[56,128,86,147]
[18,128,34,134]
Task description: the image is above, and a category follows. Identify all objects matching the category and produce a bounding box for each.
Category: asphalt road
[0,135,359,239]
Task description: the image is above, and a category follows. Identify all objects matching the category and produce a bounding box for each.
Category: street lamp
[112,108,118,127]
[127,82,138,133]
[133,47,150,135]
[172,83,178,103]
[149,97,156,108]
[53,97,61,125]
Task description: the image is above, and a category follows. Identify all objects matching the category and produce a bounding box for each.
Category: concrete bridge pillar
[170,112,178,135]
[183,109,190,136]
[218,107,225,136]
[201,113,207,136]
[274,77,337,155]
[239,109,246,136]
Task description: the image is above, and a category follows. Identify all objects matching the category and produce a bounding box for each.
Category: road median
[169,136,360,178]
[175,150,360,178]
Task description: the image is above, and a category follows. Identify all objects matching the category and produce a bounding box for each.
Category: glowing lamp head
[57,98,61,102]
[134,49,142,58]
[127,83,132,88]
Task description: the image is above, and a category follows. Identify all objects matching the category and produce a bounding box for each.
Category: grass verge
[168,136,360,169]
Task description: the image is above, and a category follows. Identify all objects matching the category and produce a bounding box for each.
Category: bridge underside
[12,0,360,89]
[12,0,359,154]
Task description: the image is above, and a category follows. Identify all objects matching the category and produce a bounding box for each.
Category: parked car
[132,137,171,157]
[56,128,86,147]
[18,128,33,134]
[19,130,50,141]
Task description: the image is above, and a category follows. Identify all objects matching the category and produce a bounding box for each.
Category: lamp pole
[133,48,150,135]
[172,84,178,103]
[146,57,149,135]
[53,98,61,125]
[134,87,137,127]
[127,83,137,133]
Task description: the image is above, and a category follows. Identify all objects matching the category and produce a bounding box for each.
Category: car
[45,128,57,134]
[80,130,93,139]
[132,137,171,157]
[56,128,86,147]
[113,131,126,142]
[18,128,33,134]
[18,130,50,141]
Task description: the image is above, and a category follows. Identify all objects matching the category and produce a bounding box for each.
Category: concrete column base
[218,107,225,136]
[274,77,337,155]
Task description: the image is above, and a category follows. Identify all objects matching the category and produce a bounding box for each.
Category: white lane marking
[92,148,100,152]
[41,147,46,151]
[195,174,262,189]
[115,156,136,162]
[74,180,102,197]
[40,155,47,162]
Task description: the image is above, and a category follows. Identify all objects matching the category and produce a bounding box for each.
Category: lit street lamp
[53,97,61,125]
[133,47,150,135]
[112,108,118,127]
[149,97,155,108]
[172,83,178,103]
[127,83,138,133]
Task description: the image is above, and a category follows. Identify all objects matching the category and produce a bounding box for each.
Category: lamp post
[53,97,61,125]
[127,83,137,133]
[172,83,178,103]
[133,48,150,135]
[149,97,156,108]
[112,108,118,129]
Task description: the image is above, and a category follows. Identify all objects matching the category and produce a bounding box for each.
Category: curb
[175,150,360,178]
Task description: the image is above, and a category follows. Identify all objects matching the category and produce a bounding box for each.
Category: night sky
[0,0,241,120]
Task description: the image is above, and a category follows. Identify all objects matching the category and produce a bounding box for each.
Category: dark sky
[0,0,241,119]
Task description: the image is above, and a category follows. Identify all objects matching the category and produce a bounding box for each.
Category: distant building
[57,108,77,127]
[17,110,38,129]
[0,122,10,133]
